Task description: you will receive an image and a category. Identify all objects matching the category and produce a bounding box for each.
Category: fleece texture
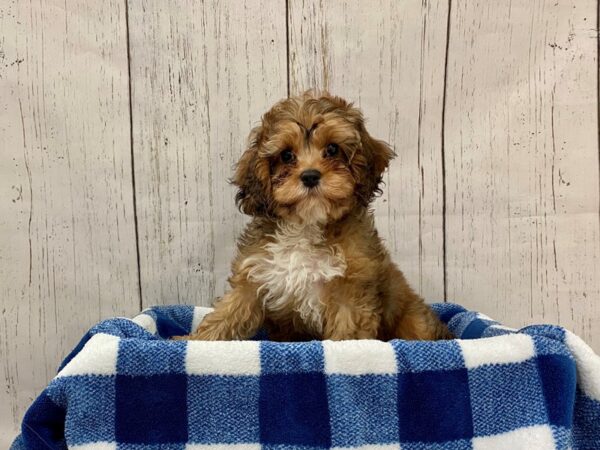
[10,303,600,450]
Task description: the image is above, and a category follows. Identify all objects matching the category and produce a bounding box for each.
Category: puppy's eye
[325,143,339,157]
[280,148,295,164]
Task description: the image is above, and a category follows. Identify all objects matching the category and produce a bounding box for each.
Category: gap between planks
[124,0,143,311]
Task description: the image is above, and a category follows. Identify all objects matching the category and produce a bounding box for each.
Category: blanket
[11,303,600,450]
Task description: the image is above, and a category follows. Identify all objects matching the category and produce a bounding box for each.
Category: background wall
[1,0,598,444]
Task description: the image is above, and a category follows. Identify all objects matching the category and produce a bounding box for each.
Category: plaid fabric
[11,303,600,450]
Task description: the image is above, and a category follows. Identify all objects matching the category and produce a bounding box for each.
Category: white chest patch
[242,223,347,333]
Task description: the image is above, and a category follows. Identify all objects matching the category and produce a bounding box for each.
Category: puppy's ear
[362,131,395,183]
[232,127,272,216]
[334,100,395,202]
[352,127,395,204]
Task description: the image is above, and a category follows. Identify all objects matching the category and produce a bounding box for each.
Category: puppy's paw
[170,327,228,341]
[170,333,216,341]
[170,335,191,341]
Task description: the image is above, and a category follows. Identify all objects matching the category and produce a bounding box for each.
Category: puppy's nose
[300,169,321,188]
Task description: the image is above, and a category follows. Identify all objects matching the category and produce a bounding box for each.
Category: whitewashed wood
[0,0,140,445]
[128,0,287,308]
[289,0,449,300]
[2,1,600,444]
[444,0,600,351]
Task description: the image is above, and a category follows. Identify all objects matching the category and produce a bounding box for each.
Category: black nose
[300,169,321,188]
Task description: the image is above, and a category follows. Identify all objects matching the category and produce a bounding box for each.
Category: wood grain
[0,0,139,444]
[2,0,600,443]
[128,0,287,308]
[289,0,450,301]
[444,0,600,350]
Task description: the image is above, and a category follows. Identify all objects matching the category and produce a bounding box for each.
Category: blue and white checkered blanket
[11,303,600,450]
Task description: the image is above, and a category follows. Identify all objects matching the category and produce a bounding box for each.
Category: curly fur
[185,91,452,341]
[242,222,346,334]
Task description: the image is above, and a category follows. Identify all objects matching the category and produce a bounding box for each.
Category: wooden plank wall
[444,0,600,353]
[0,0,141,445]
[128,0,288,308]
[1,0,598,444]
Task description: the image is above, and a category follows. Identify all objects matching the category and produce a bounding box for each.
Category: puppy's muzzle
[301,169,321,188]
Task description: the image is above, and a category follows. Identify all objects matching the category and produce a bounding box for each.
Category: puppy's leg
[321,281,381,340]
[185,280,263,341]
[384,267,453,340]
[393,300,453,340]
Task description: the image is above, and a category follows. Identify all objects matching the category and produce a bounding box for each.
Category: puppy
[186,92,451,341]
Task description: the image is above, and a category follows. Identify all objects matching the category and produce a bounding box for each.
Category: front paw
[169,333,222,341]
[178,322,231,341]
[170,335,189,341]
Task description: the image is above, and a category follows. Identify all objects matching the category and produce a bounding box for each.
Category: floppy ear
[232,127,272,216]
[363,131,395,182]
[352,128,395,204]
[332,100,395,203]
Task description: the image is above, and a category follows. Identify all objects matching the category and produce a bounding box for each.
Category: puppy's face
[234,93,394,224]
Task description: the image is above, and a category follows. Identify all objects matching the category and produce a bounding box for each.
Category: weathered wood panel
[0,0,139,444]
[444,0,600,350]
[2,0,600,444]
[128,0,288,308]
[289,0,450,300]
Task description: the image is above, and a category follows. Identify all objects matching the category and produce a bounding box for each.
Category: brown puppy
[186,92,451,341]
